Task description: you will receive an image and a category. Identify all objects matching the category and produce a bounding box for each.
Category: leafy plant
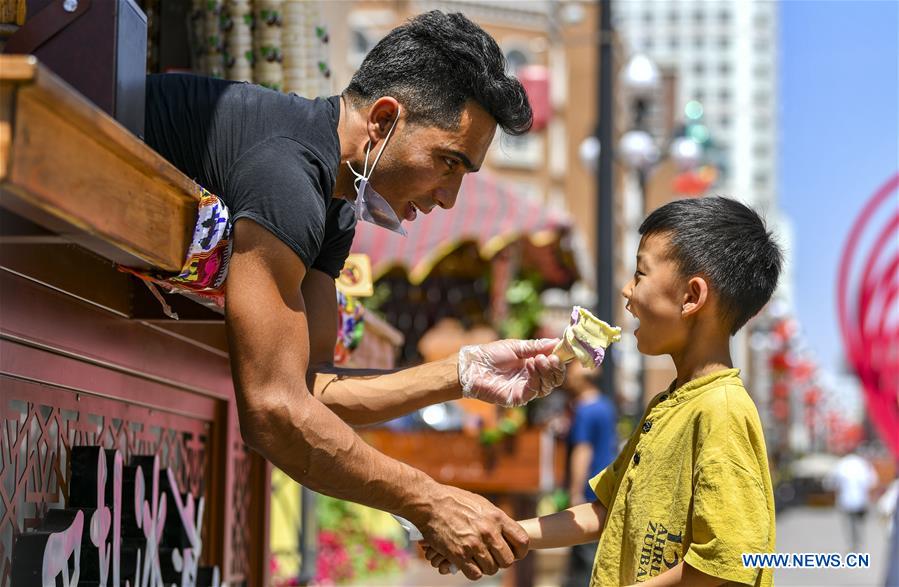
[498,275,544,339]
[478,407,526,446]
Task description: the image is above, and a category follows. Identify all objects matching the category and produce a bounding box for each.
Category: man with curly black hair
[145,11,561,580]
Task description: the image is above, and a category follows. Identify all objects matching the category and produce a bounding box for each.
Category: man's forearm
[518,501,607,550]
[308,356,461,425]
[244,385,441,524]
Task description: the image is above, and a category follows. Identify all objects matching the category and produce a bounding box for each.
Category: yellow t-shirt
[588,369,775,586]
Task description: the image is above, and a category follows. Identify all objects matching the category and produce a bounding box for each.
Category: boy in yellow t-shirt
[425,197,783,586]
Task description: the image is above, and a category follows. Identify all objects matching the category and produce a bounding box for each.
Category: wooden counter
[0,55,197,271]
[0,56,266,586]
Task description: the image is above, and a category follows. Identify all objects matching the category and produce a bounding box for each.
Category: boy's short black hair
[639,196,783,334]
[344,10,533,136]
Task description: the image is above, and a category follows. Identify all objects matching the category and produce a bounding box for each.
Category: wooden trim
[0,56,199,271]
[140,322,230,358]
[1,332,229,402]
[248,457,273,587]
[205,398,230,569]
[0,54,36,81]
[0,243,133,316]
[4,89,193,269]
[0,271,235,401]
[0,82,15,181]
[0,334,221,422]
[0,371,212,421]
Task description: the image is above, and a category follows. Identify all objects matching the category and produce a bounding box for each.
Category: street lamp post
[618,53,661,416]
[596,0,615,400]
[620,53,662,181]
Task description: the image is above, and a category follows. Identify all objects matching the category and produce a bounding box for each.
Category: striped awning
[350,172,572,284]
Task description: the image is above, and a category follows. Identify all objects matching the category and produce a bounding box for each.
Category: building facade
[614,1,795,407]
[613,0,779,214]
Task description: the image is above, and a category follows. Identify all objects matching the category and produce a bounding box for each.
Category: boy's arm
[519,500,607,549]
[626,561,724,587]
[568,443,594,505]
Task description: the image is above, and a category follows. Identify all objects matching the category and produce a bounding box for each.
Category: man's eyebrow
[444,149,478,172]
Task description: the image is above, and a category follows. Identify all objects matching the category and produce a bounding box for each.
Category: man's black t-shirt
[144,73,355,278]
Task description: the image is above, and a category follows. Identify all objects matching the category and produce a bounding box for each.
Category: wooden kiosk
[0,56,567,587]
[0,55,266,586]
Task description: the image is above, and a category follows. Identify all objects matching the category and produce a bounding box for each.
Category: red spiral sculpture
[837,173,899,458]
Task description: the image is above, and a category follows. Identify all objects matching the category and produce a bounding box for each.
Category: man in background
[562,362,617,587]
[830,447,878,551]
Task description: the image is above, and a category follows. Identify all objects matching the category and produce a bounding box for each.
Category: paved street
[346,546,569,587]
[775,506,891,586]
[347,557,504,586]
[348,506,894,587]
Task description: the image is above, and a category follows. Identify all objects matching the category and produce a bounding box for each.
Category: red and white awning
[350,172,572,284]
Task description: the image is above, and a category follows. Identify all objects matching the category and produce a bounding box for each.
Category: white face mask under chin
[346,109,407,236]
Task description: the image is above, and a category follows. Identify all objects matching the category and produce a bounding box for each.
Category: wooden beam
[0,210,65,243]
[143,321,230,357]
[0,242,133,316]
[0,81,14,180]
[0,55,198,272]
[0,53,36,81]
[0,241,228,353]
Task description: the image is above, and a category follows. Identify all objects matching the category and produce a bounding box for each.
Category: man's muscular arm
[226,219,527,580]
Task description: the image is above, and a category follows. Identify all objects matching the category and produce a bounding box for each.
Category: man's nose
[436,177,463,209]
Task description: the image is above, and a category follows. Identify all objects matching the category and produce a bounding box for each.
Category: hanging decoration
[837,173,899,459]
[335,290,365,365]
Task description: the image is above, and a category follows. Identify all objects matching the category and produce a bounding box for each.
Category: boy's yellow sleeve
[683,460,772,585]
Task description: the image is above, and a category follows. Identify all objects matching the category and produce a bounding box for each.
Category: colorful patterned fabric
[334,290,365,365]
[120,187,232,315]
[169,188,232,291]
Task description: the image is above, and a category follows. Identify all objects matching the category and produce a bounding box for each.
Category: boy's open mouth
[625,303,640,334]
[625,302,637,319]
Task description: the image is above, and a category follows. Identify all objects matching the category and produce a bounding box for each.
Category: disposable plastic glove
[458,338,565,407]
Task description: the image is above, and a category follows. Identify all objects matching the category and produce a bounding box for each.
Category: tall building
[614,1,790,403]
[613,0,779,215]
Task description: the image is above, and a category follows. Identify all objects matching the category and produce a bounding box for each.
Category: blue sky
[779,0,898,369]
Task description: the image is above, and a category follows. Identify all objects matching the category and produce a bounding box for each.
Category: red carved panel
[0,376,212,586]
[0,268,268,586]
[229,437,252,579]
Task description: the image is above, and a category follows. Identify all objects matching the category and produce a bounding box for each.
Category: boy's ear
[681,276,709,318]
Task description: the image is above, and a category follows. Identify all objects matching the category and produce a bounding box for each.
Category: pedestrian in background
[830,448,878,552]
[561,361,618,587]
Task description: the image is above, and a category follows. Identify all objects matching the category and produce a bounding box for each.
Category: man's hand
[411,484,528,580]
[422,544,458,576]
[458,338,566,407]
